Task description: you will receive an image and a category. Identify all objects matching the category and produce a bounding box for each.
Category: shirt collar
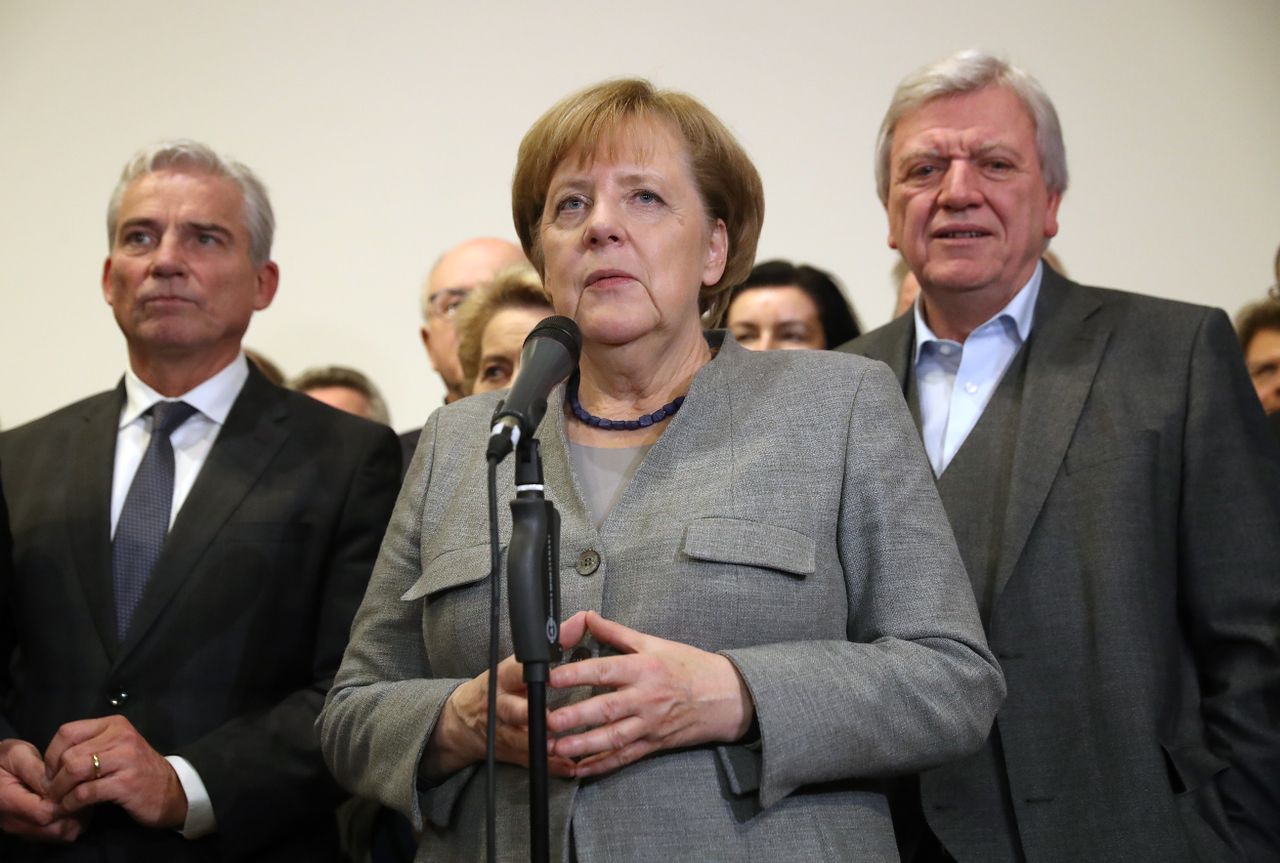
[913,260,1043,364]
[120,353,251,430]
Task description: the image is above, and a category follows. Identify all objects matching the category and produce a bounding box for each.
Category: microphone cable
[485,454,500,863]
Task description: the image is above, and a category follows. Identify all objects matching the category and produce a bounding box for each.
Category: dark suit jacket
[0,365,401,862]
[843,265,1280,863]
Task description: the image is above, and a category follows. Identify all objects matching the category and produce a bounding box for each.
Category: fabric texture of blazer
[842,264,1280,863]
[0,364,403,862]
[320,334,1006,863]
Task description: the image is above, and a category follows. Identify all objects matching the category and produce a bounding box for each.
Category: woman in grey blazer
[319,78,1005,862]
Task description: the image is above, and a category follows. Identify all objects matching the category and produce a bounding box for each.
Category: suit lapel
[68,385,126,662]
[116,368,289,662]
[992,269,1111,601]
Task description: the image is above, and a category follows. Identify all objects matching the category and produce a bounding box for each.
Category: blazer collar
[69,383,127,662]
[115,364,290,664]
[991,264,1110,601]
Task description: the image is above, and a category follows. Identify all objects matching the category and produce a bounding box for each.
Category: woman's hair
[731,259,862,347]
[512,78,764,325]
[454,263,552,394]
[1236,296,1280,352]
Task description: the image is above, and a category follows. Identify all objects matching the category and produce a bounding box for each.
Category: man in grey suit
[0,140,401,860]
[843,51,1280,862]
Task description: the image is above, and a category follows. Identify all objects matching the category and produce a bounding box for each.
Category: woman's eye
[556,196,586,213]
[634,190,662,205]
[481,364,510,382]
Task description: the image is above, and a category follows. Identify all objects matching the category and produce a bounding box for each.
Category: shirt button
[575,549,601,576]
[964,382,978,395]
[939,344,955,356]
[106,688,129,708]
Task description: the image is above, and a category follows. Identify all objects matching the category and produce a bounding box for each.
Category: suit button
[106,689,128,708]
[575,549,601,576]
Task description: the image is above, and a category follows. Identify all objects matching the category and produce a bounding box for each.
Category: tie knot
[149,400,198,437]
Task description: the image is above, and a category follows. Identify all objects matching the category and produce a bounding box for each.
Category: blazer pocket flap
[1160,741,1230,793]
[1065,429,1160,475]
[401,543,493,601]
[682,517,815,578]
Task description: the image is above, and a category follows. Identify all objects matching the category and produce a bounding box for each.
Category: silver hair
[106,139,275,266]
[875,50,1068,205]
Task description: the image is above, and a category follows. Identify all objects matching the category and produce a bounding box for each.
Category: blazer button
[106,688,129,709]
[575,549,601,576]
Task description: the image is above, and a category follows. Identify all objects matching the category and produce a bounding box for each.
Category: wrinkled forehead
[893,86,1038,154]
[118,168,248,229]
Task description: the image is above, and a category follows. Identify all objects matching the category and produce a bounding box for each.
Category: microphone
[486,315,581,462]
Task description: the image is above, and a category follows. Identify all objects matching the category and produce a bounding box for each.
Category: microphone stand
[507,436,561,863]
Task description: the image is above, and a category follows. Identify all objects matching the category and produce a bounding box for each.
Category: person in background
[843,50,1280,862]
[0,139,400,861]
[417,237,528,405]
[453,262,553,396]
[319,77,1002,863]
[244,348,286,386]
[293,365,392,425]
[402,238,528,465]
[725,259,860,350]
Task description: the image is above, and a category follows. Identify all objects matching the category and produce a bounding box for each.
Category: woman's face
[538,122,727,347]
[472,305,552,394]
[727,286,826,350]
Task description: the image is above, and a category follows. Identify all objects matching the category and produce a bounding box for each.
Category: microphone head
[522,315,581,364]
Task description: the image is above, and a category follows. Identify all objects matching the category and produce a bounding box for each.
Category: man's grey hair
[107,139,275,266]
[291,365,392,426]
[875,50,1068,205]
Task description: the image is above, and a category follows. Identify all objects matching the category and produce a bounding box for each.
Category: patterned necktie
[112,400,198,639]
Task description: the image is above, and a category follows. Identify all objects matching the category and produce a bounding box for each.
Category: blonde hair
[512,79,764,325]
[454,263,552,394]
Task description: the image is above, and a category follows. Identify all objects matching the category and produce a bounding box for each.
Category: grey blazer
[843,266,1280,862]
[320,335,1005,862]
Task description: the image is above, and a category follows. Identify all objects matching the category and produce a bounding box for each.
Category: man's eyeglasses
[426,287,471,320]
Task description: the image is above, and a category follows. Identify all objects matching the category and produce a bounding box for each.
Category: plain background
[2,0,1278,431]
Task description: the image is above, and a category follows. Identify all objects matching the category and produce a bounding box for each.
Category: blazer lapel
[68,385,126,662]
[992,268,1111,601]
[116,368,289,662]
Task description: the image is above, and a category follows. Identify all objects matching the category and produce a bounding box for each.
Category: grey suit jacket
[843,266,1280,862]
[320,335,1005,862]
[0,365,402,862]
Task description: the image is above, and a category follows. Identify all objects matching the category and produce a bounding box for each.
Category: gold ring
[92,752,101,779]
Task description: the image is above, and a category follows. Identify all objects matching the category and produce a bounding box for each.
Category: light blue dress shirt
[914,262,1042,476]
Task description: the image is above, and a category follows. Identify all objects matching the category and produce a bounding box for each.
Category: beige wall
[2,0,1277,431]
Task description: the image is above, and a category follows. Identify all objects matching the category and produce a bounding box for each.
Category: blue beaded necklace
[566,374,684,431]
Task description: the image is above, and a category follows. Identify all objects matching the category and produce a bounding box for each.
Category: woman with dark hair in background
[726,259,860,350]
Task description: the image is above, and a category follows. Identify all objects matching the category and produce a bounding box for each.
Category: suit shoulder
[1,389,119,449]
[718,343,894,404]
[838,314,912,363]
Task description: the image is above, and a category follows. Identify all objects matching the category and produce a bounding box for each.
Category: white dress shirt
[110,353,250,839]
[914,262,1042,476]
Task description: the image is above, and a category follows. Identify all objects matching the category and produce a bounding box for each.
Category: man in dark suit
[843,51,1280,862]
[0,140,401,861]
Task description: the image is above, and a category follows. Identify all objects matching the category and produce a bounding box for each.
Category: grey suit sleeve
[723,362,1005,809]
[1179,310,1280,859]
[318,412,470,830]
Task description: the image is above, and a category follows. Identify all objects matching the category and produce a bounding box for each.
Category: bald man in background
[401,237,526,466]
